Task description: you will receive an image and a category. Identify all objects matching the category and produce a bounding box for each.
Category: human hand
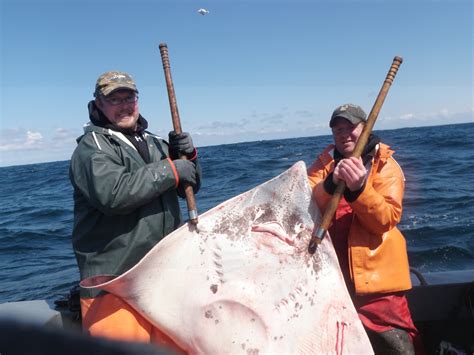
[173,159,197,187]
[169,131,195,157]
[332,157,367,191]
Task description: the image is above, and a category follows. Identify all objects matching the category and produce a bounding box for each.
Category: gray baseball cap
[329,104,367,127]
[94,71,139,97]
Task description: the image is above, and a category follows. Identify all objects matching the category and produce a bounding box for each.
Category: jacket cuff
[188,148,198,161]
[323,173,338,195]
[167,158,179,188]
[344,182,366,202]
[169,148,198,161]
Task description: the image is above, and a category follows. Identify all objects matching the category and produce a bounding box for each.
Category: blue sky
[1,0,472,167]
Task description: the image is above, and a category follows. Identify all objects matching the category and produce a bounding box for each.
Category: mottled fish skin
[81,161,373,354]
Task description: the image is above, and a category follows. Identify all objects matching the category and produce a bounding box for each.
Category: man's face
[96,89,139,131]
[331,117,364,157]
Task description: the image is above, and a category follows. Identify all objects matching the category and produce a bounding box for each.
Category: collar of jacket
[377,143,394,161]
[317,143,393,176]
[319,145,381,166]
[80,122,152,151]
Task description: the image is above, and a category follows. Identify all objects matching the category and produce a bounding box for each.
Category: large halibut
[81,161,373,354]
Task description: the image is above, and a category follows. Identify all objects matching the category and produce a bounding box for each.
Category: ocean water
[0,122,473,304]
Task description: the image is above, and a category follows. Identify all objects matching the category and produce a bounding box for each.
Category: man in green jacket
[69,71,200,348]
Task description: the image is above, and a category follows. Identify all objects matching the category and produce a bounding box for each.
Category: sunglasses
[103,95,138,106]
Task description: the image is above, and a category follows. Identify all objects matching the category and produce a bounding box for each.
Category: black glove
[361,134,381,165]
[169,131,195,158]
[173,159,197,187]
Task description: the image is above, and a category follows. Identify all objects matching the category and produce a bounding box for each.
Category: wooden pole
[159,43,198,224]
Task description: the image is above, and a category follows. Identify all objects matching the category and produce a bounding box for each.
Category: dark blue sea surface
[0,123,473,303]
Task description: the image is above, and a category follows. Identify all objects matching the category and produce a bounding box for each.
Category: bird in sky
[197,8,209,16]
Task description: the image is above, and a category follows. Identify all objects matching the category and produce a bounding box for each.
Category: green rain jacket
[70,122,184,298]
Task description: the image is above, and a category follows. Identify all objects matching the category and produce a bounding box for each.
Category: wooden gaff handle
[159,43,198,224]
[308,56,403,254]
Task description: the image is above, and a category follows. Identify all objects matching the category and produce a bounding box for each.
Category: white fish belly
[81,161,373,354]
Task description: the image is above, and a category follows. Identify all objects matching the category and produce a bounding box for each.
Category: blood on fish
[336,320,347,355]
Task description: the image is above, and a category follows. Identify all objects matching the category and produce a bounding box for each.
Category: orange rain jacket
[307,143,412,295]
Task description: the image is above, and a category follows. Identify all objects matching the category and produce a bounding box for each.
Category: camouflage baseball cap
[330,104,367,127]
[94,71,139,97]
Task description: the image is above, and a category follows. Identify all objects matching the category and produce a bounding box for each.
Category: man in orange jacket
[307,104,423,354]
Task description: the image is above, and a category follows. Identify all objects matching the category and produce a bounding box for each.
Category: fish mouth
[250,222,312,255]
[251,222,294,246]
